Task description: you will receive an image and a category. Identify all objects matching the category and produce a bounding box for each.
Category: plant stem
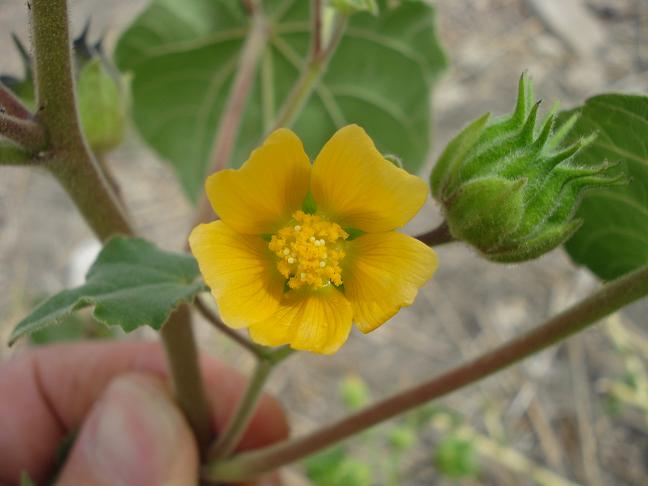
[204,264,648,482]
[30,0,131,240]
[269,13,347,132]
[30,0,212,453]
[0,113,46,150]
[415,221,454,247]
[208,359,274,460]
[193,6,269,226]
[310,0,323,59]
[160,306,213,452]
[195,297,266,359]
[0,81,31,119]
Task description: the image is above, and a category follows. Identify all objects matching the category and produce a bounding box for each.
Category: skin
[0,341,289,486]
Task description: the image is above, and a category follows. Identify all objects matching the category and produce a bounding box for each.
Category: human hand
[0,341,289,485]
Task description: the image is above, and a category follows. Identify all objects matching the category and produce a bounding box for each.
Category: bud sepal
[431,73,625,262]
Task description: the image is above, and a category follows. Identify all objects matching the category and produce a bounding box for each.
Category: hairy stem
[204,264,648,482]
[415,221,454,247]
[0,82,31,119]
[208,359,274,460]
[30,0,212,453]
[160,306,213,452]
[0,114,46,150]
[193,7,269,226]
[31,0,131,239]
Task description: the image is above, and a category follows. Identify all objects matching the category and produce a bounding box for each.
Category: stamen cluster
[269,210,348,289]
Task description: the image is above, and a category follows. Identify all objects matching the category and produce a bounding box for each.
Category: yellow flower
[189,125,437,354]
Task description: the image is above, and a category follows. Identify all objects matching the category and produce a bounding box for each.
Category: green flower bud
[2,24,126,155]
[77,58,126,155]
[430,73,625,262]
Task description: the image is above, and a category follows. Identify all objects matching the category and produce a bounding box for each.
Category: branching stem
[204,263,648,482]
[0,82,31,119]
[0,114,46,150]
[29,0,212,454]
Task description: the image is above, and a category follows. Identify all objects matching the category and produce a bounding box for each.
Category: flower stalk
[204,263,648,482]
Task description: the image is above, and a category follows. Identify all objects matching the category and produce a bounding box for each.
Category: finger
[0,341,289,484]
[55,373,198,486]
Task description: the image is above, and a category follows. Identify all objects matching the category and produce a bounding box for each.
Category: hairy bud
[431,73,624,262]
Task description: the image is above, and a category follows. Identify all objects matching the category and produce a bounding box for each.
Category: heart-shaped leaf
[115,0,446,200]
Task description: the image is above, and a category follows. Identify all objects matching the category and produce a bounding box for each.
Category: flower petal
[189,221,284,328]
[206,129,311,235]
[249,288,353,355]
[344,232,437,333]
[311,125,428,233]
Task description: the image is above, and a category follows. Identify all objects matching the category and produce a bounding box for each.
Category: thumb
[56,373,199,486]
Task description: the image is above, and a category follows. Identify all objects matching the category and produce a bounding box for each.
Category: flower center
[269,210,348,290]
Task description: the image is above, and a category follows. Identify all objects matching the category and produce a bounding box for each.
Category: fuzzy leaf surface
[115,0,446,200]
[9,237,205,345]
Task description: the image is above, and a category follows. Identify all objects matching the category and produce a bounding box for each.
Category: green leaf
[115,0,446,200]
[9,237,205,345]
[561,94,648,280]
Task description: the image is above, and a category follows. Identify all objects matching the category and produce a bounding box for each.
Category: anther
[294,225,301,231]
[287,257,295,264]
[319,261,326,267]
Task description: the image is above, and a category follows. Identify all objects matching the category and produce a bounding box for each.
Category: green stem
[204,264,648,482]
[30,0,131,240]
[160,306,213,452]
[208,359,274,460]
[269,13,347,131]
[29,0,212,454]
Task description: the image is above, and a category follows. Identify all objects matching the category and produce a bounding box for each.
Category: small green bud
[330,0,379,16]
[431,72,625,262]
[77,58,126,155]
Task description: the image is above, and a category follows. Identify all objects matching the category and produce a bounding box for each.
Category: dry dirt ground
[1,1,647,484]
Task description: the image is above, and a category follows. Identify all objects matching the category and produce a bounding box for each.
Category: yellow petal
[249,288,353,355]
[344,232,437,333]
[189,221,284,328]
[206,129,311,235]
[311,125,428,233]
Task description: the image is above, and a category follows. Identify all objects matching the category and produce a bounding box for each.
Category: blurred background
[1,0,647,484]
